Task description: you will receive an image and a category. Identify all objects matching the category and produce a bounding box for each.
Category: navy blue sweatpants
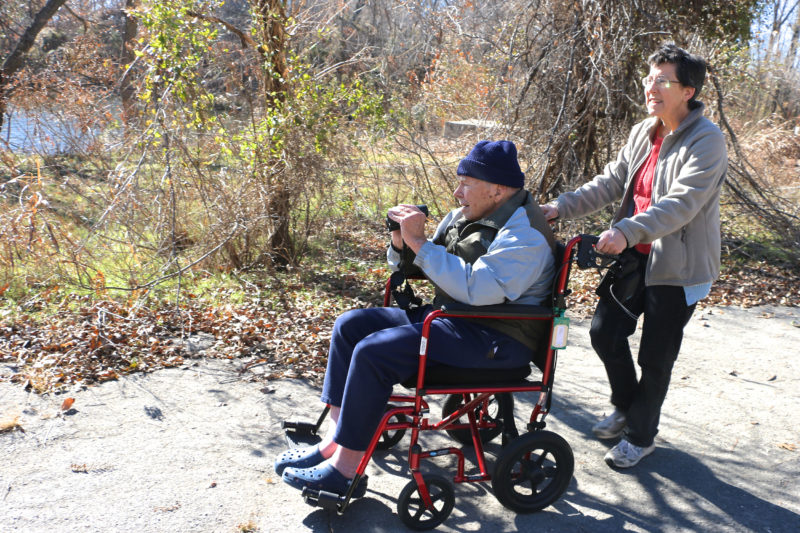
[320,305,532,451]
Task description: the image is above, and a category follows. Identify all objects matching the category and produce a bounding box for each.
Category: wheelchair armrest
[438,302,553,318]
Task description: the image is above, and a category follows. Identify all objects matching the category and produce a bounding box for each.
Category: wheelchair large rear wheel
[441,392,513,446]
[397,474,455,531]
[492,430,573,513]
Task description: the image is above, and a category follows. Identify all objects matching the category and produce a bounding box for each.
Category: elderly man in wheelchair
[275,140,576,528]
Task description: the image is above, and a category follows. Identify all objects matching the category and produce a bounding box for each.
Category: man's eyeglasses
[641,76,681,89]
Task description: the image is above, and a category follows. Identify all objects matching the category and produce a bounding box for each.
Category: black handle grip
[576,233,620,269]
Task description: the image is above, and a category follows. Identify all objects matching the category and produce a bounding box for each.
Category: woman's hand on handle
[596,228,628,255]
[540,203,559,222]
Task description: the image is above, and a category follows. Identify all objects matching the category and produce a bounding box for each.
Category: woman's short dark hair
[648,43,707,103]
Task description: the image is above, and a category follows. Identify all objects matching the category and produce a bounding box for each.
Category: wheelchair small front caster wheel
[397,474,455,530]
[492,430,573,513]
[375,407,407,450]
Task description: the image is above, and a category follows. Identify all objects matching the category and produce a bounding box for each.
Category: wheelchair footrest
[302,487,344,511]
[282,420,319,432]
[282,421,323,448]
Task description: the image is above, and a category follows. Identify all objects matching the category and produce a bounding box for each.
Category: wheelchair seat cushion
[401,363,532,388]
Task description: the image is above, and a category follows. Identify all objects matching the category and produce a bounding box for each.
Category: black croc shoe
[282,463,368,498]
[274,446,325,476]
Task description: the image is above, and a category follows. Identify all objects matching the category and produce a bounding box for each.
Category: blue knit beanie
[456,140,524,188]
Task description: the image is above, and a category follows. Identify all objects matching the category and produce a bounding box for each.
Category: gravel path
[2,304,799,532]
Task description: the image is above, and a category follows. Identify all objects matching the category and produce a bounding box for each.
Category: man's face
[454,176,501,221]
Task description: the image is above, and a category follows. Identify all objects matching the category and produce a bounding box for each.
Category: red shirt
[631,135,663,255]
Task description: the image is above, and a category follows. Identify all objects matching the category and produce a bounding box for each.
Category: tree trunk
[788,3,800,63]
[252,0,293,265]
[254,0,289,100]
[0,0,68,129]
[774,2,800,118]
[762,0,790,116]
[119,0,138,125]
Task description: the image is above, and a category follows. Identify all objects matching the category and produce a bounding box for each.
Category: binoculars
[386,204,429,232]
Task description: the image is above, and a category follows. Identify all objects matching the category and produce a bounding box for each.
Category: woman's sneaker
[604,439,656,468]
[591,409,627,439]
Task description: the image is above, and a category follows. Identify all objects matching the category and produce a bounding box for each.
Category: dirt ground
[2,304,799,533]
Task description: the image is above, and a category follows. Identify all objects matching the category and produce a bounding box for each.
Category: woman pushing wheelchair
[540,43,727,469]
[274,139,557,498]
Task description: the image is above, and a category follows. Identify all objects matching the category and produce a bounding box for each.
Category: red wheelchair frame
[282,234,600,530]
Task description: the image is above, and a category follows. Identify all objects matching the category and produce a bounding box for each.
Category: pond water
[1,109,98,154]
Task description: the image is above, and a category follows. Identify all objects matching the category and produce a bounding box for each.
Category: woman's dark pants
[589,255,695,447]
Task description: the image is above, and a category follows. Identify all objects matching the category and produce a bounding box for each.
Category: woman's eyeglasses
[641,76,681,89]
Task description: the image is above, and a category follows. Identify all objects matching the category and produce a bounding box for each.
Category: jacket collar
[647,101,706,140]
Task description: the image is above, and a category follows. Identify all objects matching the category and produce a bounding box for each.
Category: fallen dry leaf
[778,443,797,452]
[0,414,24,433]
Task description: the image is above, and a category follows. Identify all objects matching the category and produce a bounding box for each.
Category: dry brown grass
[735,116,800,190]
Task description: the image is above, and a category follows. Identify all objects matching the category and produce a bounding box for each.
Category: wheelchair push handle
[386,204,429,232]
[575,233,621,270]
